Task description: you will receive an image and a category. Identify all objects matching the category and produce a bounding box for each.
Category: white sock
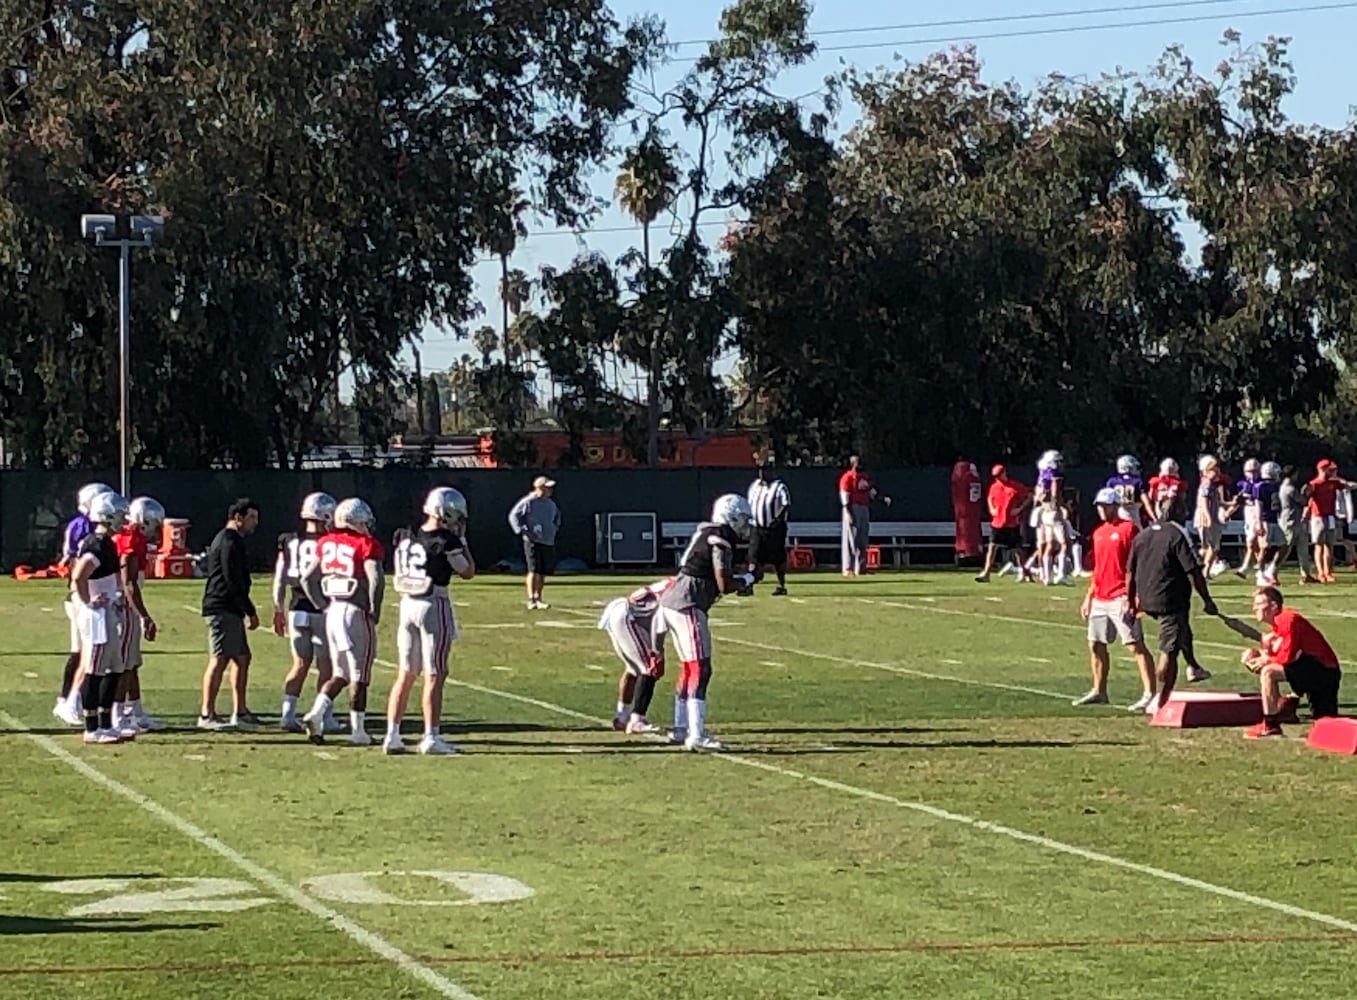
[1071,543,1083,571]
[282,694,298,719]
[386,720,401,740]
[673,697,688,732]
[310,693,333,718]
[686,698,706,740]
[350,710,365,734]
[615,700,629,716]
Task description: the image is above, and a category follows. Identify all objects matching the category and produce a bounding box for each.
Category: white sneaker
[684,734,724,752]
[1145,699,1161,716]
[59,701,84,727]
[112,723,140,741]
[419,736,460,755]
[300,709,325,742]
[1127,693,1154,713]
[349,730,373,747]
[134,712,166,733]
[83,728,122,745]
[1071,691,1109,707]
[382,736,406,755]
[626,717,660,734]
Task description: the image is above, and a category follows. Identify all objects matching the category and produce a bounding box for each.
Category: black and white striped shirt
[747,477,791,527]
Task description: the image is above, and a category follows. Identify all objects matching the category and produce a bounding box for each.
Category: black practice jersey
[392,526,465,596]
[277,528,323,613]
[660,521,740,613]
[77,532,120,580]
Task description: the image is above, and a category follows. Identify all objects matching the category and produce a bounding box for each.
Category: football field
[2,572,1356,999]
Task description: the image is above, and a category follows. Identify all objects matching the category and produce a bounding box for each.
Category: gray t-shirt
[508,494,560,546]
[1279,481,1302,530]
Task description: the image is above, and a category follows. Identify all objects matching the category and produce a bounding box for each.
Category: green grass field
[2,570,1356,1000]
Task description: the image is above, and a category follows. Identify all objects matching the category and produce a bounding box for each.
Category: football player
[1256,462,1285,585]
[383,487,475,756]
[1106,455,1145,526]
[112,496,165,733]
[1195,455,1230,577]
[1234,458,1264,578]
[70,492,133,744]
[300,498,385,746]
[658,494,756,752]
[1146,459,1186,527]
[53,482,114,726]
[1034,450,1069,585]
[601,576,674,734]
[273,492,339,733]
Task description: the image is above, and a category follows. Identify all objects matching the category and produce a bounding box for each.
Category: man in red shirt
[838,455,891,577]
[976,465,1030,583]
[113,497,165,734]
[1076,488,1156,710]
[1241,586,1341,738]
[1306,459,1350,583]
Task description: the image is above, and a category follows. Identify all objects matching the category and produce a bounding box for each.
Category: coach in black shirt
[1127,517,1218,712]
[198,498,260,730]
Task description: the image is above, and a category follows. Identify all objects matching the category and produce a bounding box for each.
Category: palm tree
[472,325,499,367]
[482,189,529,361]
[615,128,679,466]
[500,268,532,361]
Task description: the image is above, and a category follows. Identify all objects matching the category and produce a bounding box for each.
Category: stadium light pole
[80,213,164,497]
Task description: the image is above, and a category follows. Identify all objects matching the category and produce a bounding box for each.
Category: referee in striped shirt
[747,463,792,595]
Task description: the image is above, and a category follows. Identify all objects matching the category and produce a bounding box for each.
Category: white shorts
[325,602,375,686]
[1087,598,1143,647]
[600,598,653,676]
[657,606,711,664]
[80,603,126,677]
[396,590,456,676]
[287,609,329,661]
[1244,508,1262,536]
[65,598,81,654]
[1037,510,1068,545]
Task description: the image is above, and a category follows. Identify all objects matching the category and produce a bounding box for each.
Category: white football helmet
[128,496,165,534]
[1198,454,1218,473]
[1244,458,1260,476]
[1261,461,1281,482]
[1116,455,1141,476]
[334,497,375,534]
[88,491,129,527]
[77,482,114,515]
[1037,450,1064,472]
[300,491,337,525]
[423,487,469,531]
[711,493,753,541]
[1159,458,1179,477]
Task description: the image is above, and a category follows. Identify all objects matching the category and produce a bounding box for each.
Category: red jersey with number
[1263,609,1339,668]
[317,529,385,612]
[1089,518,1136,601]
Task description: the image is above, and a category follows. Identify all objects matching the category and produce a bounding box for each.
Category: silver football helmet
[1037,450,1063,472]
[77,482,114,515]
[1115,455,1140,476]
[1261,461,1281,482]
[300,491,337,525]
[334,497,375,534]
[1159,458,1179,477]
[1198,454,1218,473]
[711,493,753,541]
[128,496,166,535]
[1243,458,1260,476]
[88,491,130,527]
[423,487,469,531]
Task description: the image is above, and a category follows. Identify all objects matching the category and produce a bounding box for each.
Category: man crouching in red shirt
[1241,586,1342,739]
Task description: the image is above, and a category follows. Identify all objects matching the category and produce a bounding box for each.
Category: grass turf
[1,570,1355,999]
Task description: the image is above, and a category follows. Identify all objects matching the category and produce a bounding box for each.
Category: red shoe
[1243,721,1283,740]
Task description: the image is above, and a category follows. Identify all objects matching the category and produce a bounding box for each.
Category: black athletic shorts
[992,526,1022,549]
[748,522,788,567]
[1147,611,1192,656]
[522,537,555,576]
[1284,655,1342,718]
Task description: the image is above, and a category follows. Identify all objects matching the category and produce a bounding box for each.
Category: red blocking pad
[1149,691,1300,729]
[1306,717,1357,755]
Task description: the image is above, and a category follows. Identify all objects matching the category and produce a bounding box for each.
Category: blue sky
[411,0,1357,382]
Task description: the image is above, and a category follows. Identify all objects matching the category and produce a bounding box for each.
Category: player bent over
[71,492,133,744]
[601,577,673,734]
[659,494,756,752]
[1241,586,1342,739]
[54,482,114,726]
[300,498,385,747]
[111,497,165,733]
[384,487,475,756]
[273,492,340,734]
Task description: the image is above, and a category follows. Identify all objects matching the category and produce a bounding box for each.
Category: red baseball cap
[991,464,1006,477]
[1318,458,1337,472]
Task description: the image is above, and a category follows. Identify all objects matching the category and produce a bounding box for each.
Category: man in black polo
[1127,514,1218,713]
[199,497,261,730]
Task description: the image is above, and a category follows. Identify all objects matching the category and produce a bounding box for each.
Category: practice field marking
[1027,657,1053,664]
[0,710,484,1000]
[22,671,37,679]
[760,661,786,668]
[425,675,1357,938]
[302,871,534,907]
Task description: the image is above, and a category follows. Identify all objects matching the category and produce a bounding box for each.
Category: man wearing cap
[1075,488,1157,710]
[1241,585,1342,738]
[976,465,1030,583]
[1306,459,1351,584]
[509,476,562,610]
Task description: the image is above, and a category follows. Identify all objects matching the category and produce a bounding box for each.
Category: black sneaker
[772,586,788,596]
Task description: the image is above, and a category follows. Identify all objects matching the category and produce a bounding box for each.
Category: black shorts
[992,527,1022,549]
[1147,611,1192,656]
[522,537,555,576]
[1284,656,1342,717]
[748,523,788,567]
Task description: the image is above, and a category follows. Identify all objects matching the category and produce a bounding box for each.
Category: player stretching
[602,577,674,734]
[1234,458,1264,577]
[111,497,165,733]
[300,498,385,746]
[1034,450,1069,585]
[384,487,475,756]
[71,492,134,744]
[53,482,114,726]
[659,494,756,752]
[273,492,339,734]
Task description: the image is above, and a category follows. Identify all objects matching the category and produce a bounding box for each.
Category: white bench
[660,520,993,568]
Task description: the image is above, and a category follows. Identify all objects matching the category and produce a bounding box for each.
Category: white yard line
[0,710,482,1000]
[425,674,1357,936]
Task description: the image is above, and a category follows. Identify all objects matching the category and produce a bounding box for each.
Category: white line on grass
[0,711,483,1000]
[426,671,1357,936]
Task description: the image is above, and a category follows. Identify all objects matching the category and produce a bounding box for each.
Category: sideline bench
[660,520,993,568]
